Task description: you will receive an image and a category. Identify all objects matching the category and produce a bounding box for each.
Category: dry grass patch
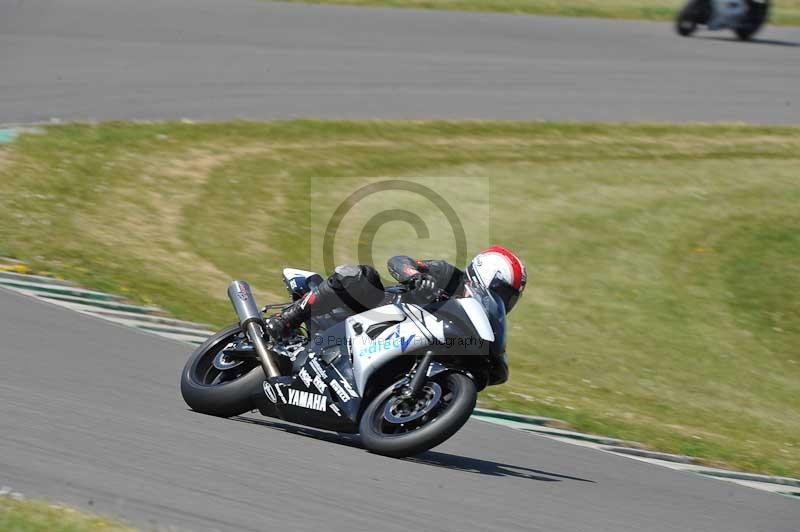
[1,120,799,476]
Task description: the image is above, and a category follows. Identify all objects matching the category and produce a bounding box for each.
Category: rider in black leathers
[265,256,466,340]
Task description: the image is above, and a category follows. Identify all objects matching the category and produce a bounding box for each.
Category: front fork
[402,350,434,398]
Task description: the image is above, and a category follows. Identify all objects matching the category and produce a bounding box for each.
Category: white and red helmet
[466,246,527,312]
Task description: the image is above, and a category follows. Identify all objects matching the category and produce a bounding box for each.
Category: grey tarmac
[1,288,799,531]
[0,0,798,124]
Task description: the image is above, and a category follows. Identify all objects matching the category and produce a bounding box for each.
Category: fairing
[252,271,507,431]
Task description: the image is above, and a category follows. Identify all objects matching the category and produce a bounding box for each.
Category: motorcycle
[180,268,509,457]
[676,0,769,40]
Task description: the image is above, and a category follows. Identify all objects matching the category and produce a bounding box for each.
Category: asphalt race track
[1,0,799,124]
[2,289,800,531]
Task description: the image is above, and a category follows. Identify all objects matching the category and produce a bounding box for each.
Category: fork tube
[407,351,434,397]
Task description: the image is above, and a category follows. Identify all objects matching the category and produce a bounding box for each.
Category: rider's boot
[264,291,316,341]
[264,264,384,341]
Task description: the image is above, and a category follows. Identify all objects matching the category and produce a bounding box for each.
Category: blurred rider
[265,246,526,340]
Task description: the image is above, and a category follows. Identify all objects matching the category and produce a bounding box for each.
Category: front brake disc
[383,382,442,424]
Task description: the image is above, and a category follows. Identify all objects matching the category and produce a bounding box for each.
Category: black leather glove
[409,273,436,297]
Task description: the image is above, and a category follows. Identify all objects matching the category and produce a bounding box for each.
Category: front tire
[735,0,768,40]
[359,372,477,458]
[180,324,264,418]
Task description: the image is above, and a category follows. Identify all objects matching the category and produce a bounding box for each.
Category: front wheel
[735,0,768,40]
[359,372,477,458]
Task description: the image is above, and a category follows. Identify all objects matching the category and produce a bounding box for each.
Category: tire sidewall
[358,372,477,458]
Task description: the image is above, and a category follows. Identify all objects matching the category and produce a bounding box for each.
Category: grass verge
[0,497,133,532]
[1,120,799,477]
[268,0,800,27]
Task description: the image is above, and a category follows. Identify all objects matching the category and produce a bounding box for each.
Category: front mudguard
[400,361,478,393]
[428,360,475,382]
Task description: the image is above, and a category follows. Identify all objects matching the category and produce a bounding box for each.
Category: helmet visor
[489,275,520,313]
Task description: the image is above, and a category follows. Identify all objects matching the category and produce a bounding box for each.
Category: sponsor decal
[331,366,359,399]
[312,374,327,394]
[298,367,312,388]
[309,358,328,380]
[356,324,416,357]
[341,379,359,399]
[235,281,249,301]
[262,381,277,404]
[287,388,327,412]
[273,382,288,404]
[386,325,416,352]
[329,404,342,417]
[329,379,351,403]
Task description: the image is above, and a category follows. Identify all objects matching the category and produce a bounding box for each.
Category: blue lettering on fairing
[357,324,417,357]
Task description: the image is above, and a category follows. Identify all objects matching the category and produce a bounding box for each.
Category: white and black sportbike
[676,0,769,40]
[180,270,510,457]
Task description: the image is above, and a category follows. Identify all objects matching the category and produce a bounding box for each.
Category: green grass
[0,498,133,532]
[1,120,800,477]
[268,0,800,26]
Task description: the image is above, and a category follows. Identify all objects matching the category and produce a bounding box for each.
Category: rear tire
[676,0,699,36]
[676,0,710,36]
[180,324,264,418]
[676,15,698,36]
[359,372,477,458]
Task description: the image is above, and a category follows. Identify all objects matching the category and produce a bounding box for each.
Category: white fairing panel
[347,304,445,393]
[457,298,495,342]
[282,267,320,281]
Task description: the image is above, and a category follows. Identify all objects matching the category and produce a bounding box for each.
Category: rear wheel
[676,15,698,36]
[359,372,477,458]
[180,324,264,418]
[676,1,697,36]
[675,0,709,36]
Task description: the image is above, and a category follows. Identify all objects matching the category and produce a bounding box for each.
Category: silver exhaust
[227,280,281,379]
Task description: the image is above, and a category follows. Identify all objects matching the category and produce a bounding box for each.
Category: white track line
[474,418,800,498]
[0,278,124,301]
[46,301,214,330]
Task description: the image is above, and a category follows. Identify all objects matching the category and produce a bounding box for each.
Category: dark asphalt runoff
[1,0,798,124]
[2,288,799,531]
